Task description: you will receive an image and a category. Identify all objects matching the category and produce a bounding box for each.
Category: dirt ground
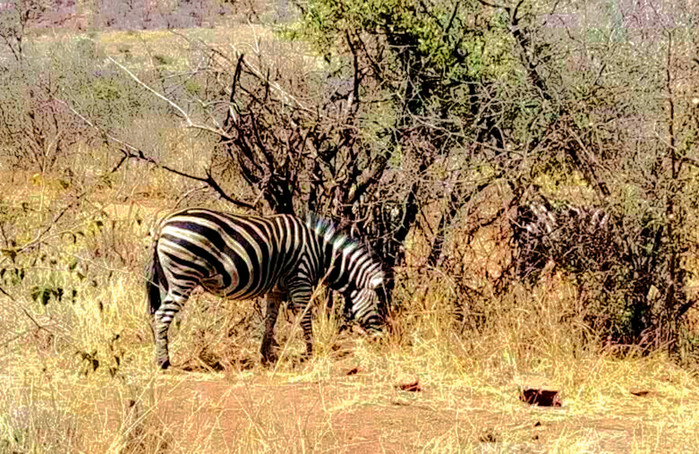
[73,364,692,453]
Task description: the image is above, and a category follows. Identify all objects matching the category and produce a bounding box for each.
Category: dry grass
[2,25,699,454]
[2,168,699,453]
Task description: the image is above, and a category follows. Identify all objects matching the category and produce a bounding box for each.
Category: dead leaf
[397,380,422,392]
[630,389,653,397]
[520,388,561,407]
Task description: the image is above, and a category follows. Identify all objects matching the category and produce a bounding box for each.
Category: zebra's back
[156,209,308,299]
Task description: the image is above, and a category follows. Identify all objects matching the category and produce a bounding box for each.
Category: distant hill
[6,0,243,32]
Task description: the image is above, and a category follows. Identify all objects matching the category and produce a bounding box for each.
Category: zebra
[511,199,618,282]
[146,208,385,369]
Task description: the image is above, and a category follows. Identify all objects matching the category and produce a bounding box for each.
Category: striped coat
[146,208,384,368]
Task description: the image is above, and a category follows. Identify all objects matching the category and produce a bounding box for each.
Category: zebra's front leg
[289,283,314,359]
[300,308,313,359]
[153,293,187,369]
[261,292,283,365]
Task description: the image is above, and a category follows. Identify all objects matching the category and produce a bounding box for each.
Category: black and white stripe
[146,208,384,368]
[511,201,618,281]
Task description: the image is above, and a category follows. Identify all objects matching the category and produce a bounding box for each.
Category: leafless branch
[106,56,231,138]
[59,99,257,210]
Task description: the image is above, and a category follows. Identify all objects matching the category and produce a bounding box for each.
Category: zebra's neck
[305,215,361,291]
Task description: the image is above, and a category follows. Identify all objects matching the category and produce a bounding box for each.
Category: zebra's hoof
[261,353,278,366]
[299,352,312,364]
[157,358,171,370]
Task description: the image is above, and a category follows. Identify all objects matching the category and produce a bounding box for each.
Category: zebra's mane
[305,213,361,253]
[306,213,385,289]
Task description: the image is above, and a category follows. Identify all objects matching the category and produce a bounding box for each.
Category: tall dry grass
[2,168,699,452]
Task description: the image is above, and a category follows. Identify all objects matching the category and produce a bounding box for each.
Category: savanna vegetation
[2,0,699,452]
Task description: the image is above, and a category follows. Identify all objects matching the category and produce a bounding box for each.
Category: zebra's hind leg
[153,291,190,369]
[261,292,283,365]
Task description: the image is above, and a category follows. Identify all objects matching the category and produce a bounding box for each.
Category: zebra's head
[308,215,385,331]
[337,247,385,332]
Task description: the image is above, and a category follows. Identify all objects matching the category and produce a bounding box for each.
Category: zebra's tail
[146,241,167,316]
